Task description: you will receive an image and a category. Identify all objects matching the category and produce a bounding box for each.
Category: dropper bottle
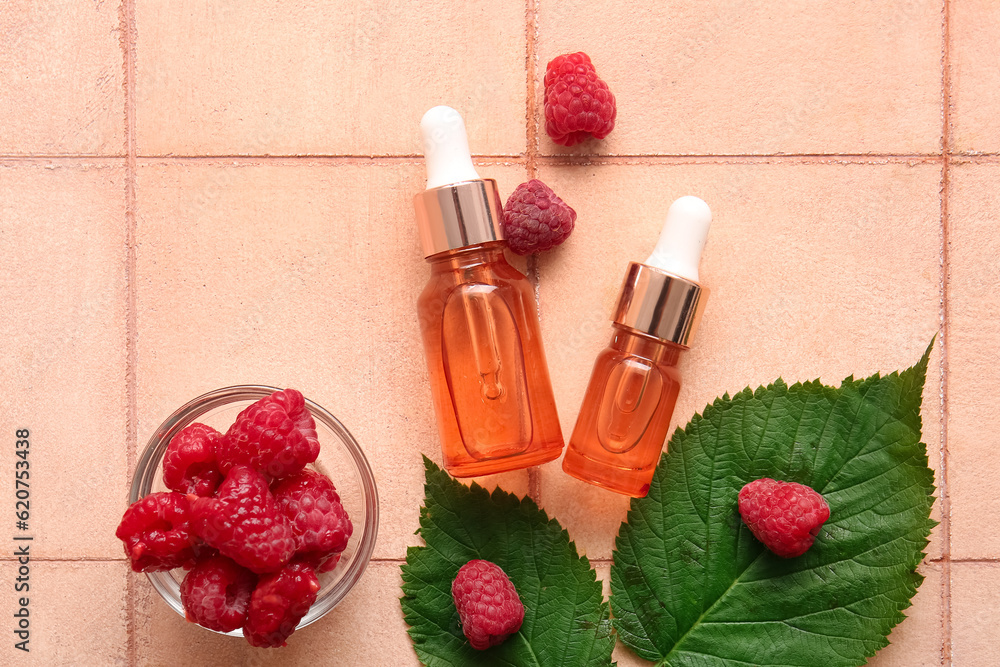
[562,196,712,497]
[414,106,564,477]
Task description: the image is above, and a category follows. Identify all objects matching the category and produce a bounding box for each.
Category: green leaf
[611,343,937,667]
[401,456,616,667]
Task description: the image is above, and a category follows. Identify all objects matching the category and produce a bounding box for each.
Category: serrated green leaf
[611,343,937,667]
[401,456,616,667]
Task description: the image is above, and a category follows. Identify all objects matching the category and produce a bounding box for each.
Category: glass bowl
[129,385,379,635]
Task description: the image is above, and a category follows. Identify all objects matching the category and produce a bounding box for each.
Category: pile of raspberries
[115,388,353,648]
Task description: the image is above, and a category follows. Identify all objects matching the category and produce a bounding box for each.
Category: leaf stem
[516,630,543,667]
[657,551,766,666]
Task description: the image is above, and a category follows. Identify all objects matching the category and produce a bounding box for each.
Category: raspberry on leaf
[451,559,525,650]
[738,478,831,558]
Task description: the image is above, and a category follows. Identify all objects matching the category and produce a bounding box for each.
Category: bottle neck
[414,180,505,257]
[612,262,706,347]
[425,241,506,273]
[610,324,682,366]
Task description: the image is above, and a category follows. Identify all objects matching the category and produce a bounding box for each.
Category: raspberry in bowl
[125,385,378,645]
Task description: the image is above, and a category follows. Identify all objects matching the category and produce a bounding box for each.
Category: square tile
[945,161,1000,558]
[0,561,129,665]
[136,1,527,156]
[0,162,127,558]
[135,160,530,559]
[952,562,1000,666]
[536,1,942,155]
[536,161,942,559]
[951,0,1000,153]
[0,1,124,155]
[135,560,417,665]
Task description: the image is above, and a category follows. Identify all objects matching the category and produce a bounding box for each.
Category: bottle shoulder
[421,261,532,300]
[596,340,682,382]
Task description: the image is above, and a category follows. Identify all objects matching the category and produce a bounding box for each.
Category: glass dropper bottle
[413,106,564,477]
[562,196,712,497]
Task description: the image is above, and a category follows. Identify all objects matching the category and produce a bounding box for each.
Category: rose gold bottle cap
[613,263,707,347]
[413,106,505,258]
[613,196,712,347]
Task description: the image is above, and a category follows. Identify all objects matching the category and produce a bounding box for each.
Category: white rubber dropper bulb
[644,195,712,283]
[420,106,481,190]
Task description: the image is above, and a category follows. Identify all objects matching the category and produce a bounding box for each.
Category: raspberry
[290,548,342,574]
[243,561,320,648]
[502,180,576,255]
[273,469,353,572]
[180,555,257,633]
[217,388,320,479]
[189,465,296,574]
[115,492,199,572]
[162,423,223,497]
[544,52,616,147]
[738,478,831,558]
[451,559,524,650]
[315,552,340,574]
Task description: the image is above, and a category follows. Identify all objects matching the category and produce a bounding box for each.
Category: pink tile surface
[2,0,991,664]
[0,162,128,558]
[0,1,124,155]
[135,561,415,665]
[536,0,942,155]
[945,162,1000,559]
[951,0,1000,153]
[951,563,1000,666]
[0,561,129,666]
[136,1,526,156]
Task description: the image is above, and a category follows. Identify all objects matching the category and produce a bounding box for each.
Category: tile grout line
[0,155,126,162]
[524,0,543,506]
[119,0,138,663]
[524,0,540,181]
[10,555,996,563]
[9,152,1000,164]
[939,0,953,664]
[534,153,950,163]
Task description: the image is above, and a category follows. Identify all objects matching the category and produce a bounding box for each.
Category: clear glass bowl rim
[129,384,379,633]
